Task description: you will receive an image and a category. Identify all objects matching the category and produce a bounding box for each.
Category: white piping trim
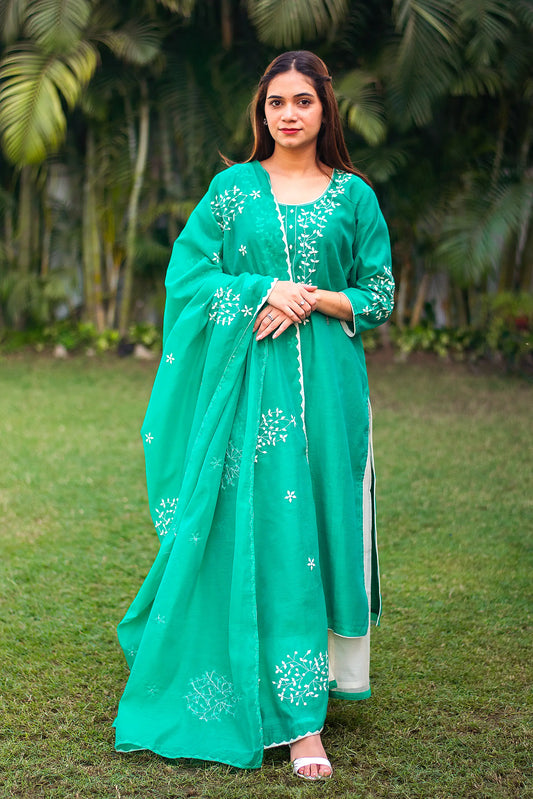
[270,186,309,457]
[264,727,324,750]
[262,277,279,307]
[294,325,308,459]
[339,291,356,337]
[327,627,367,640]
[368,399,381,625]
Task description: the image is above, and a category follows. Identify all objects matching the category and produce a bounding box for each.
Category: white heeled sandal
[292,756,333,781]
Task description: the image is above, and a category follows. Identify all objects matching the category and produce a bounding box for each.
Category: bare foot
[290,733,332,779]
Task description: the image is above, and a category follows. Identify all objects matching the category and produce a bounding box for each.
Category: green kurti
[113,161,394,768]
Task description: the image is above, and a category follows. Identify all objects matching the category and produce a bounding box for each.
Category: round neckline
[256,161,336,208]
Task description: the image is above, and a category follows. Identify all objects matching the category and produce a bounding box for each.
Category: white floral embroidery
[307,557,316,571]
[272,650,329,705]
[212,252,221,263]
[209,287,242,325]
[166,353,175,364]
[241,305,253,317]
[284,490,297,503]
[289,172,353,283]
[155,614,166,625]
[221,441,242,489]
[144,433,154,444]
[185,671,239,722]
[154,496,179,538]
[360,264,395,321]
[210,186,246,231]
[238,244,247,256]
[251,190,261,199]
[256,408,297,458]
[146,684,159,696]
[189,532,201,545]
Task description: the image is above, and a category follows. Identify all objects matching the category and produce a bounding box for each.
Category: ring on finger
[299,300,306,307]
[267,312,274,321]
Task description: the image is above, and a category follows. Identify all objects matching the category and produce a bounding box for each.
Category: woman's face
[264,69,323,153]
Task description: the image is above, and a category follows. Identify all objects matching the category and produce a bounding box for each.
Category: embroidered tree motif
[291,175,352,283]
[209,287,242,325]
[184,671,239,722]
[360,264,395,321]
[220,441,242,489]
[154,497,179,537]
[210,186,246,231]
[256,408,297,457]
[272,650,329,706]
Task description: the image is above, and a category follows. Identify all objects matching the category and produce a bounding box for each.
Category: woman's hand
[267,281,317,322]
[254,305,294,340]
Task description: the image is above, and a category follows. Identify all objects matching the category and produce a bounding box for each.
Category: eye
[299,99,311,106]
[268,99,281,107]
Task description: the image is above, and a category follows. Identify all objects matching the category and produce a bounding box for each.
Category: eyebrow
[266,92,315,99]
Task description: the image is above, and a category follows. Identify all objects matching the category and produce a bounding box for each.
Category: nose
[281,104,297,120]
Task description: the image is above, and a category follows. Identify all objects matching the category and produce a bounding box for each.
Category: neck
[267,143,320,175]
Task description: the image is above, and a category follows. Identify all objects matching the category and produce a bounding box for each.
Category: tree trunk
[17,165,33,274]
[41,174,52,278]
[119,79,150,335]
[4,183,15,265]
[82,127,105,330]
[410,271,429,328]
[159,112,178,242]
[513,191,532,293]
[221,0,233,50]
[512,112,533,291]
[490,99,508,188]
[394,245,412,328]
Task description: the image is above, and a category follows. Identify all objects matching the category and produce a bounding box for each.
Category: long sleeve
[340,187,394,336]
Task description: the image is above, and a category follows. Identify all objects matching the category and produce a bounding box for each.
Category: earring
[263,118,268,126]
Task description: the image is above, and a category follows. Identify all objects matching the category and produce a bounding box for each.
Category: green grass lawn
[0,355,531,799]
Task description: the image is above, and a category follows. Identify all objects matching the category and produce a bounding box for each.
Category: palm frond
[247,0,349,48]
[515,0,533,29]
[24,0,92,53]
[393,0,456,42]
[351,144,410,184]
[336,70,386,146]
[389,0,459,127]
[451,65,503,97]
[1,269,72,324]
[0,40,98,164]
[156,0,195,15]
[500,35,533,91]
[132,235,172,273]
[99,20,161,66]
[433,175,533,284]
[158,53,235,193]
[456,0,516,67]
[139,199,196,231]
[0,0,29,44]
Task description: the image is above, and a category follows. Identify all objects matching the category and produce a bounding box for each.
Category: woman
[113,50,394,781]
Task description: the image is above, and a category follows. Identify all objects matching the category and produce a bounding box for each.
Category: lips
[280,128,301,134]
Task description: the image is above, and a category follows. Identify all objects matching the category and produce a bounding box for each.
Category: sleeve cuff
[339,291,357,337]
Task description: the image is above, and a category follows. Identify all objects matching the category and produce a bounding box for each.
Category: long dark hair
[244,51,370,185]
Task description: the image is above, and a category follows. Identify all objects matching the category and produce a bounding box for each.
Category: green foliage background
[0,0,531,337]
